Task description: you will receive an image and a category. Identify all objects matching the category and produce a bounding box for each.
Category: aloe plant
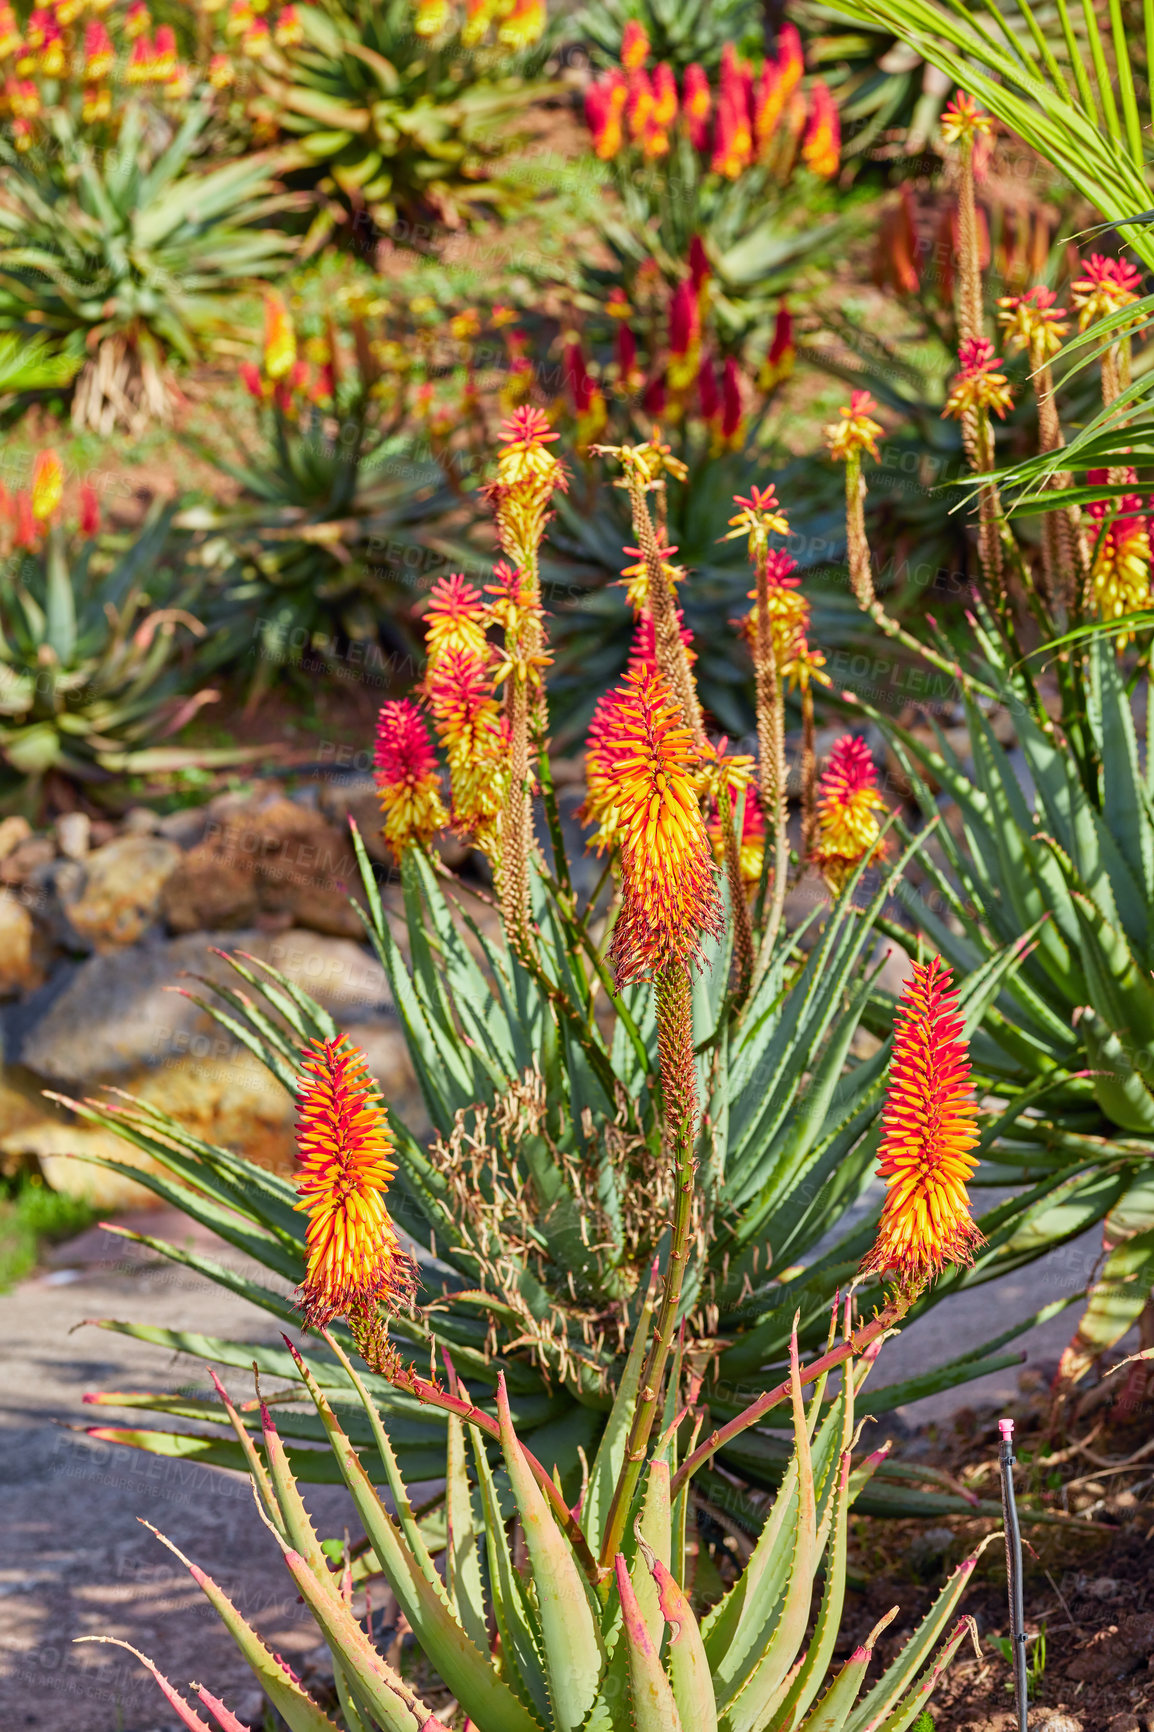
[88,1301,980,1732]
[870,616,1154,1383]
[0,502,253,780]
[0,103,303,431]
[260,0,553,236]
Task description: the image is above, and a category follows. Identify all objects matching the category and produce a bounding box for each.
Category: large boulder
[56,833,182,950]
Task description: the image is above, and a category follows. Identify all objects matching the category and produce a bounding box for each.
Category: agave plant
[258,0,553,237]
[0,102,303,432]
[88,1304,981,1732]
[0,481,253,781]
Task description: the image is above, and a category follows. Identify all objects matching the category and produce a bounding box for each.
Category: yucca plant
[0,102,303,432]
[258,0,554,238]
[0,464,253,780]
[88,1308,981,1732]
[69,417,1098,1519]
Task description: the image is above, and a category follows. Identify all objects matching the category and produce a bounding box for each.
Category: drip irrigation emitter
[999,1416,1028,1732]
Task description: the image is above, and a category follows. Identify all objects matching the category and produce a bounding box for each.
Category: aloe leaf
[74,1638,215,1732]
[793,1608,897,1732]
[288,1346,543,1731]
[1059,1181,1154,1382]
[844,1545,992,1732]
[139,1523,341,1732]
[278,1547,441,1732]
[642,1544,717,1732]
[582,1270,656,1557]
[865,1617,975,1732]
[631,1456,672,1643]
[716,1332,817,1731]
[466,1392,551,1723]
[444,1408,489,1653]
[495,1373,603,1732]
[612,1554,684,1732]
[1077,1006,1154,1133]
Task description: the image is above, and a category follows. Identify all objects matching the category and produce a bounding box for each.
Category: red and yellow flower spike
[861,956,983,1291]
[421,573,489,668]
[262,291,297,382]
[602,662,723,988]
[809,735,888,893]
[939,89,993,147]
[293,1036,413,1335]
[942,337,1013,422]
[996,286,1069,364]
[374,699,447,856]
[30,450,63,523]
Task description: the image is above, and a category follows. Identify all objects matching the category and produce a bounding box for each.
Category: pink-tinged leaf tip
[849,1644,871,1663]
[614,1554,657,1654]
[192,1684,252,1732]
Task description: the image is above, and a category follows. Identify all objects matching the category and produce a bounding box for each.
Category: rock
[1106,1713,1141,1732]
[1065,1614,1154,1682]
[0,891,37,996]
[1029,1715,1082,1732]
[56,833,182,950]
[122,806,163,835]
[55,811,90,861]
[155,804,212,848]
[0,1117,165,1211]
[161,796,366,938]
[0,814,32,861]
[0,835,55,885]
[16,928,395,1086]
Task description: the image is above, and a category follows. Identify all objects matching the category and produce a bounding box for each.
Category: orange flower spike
[30,450,63,523]
[262,291,297,381]
[861,956,983,1291]
[603,663,723,989]
[809,734,888,892]
[374,699,447,854]
[292,1036,413,1331]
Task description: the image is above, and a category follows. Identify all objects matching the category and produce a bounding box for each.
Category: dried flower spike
[293,1036,413,1331]
[861,956,983,1291]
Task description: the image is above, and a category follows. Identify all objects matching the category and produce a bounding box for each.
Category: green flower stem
[598,960,698,1574]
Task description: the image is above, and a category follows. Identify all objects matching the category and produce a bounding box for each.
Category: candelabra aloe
[90,1313,982,1732]
[73,415,1086,1514]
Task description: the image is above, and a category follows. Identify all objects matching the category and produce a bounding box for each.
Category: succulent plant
[259,0,553,237]
[0,102,303,431]
[91,1290,981,1732]
[0,481,249,780]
